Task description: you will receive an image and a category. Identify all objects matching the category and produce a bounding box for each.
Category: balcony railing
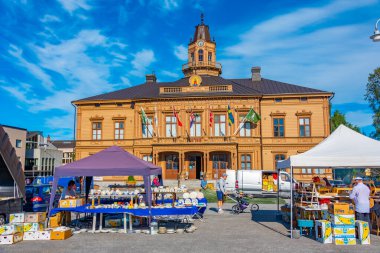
[182,61,222,70]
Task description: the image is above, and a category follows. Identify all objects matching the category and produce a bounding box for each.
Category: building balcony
[182,61,222,72]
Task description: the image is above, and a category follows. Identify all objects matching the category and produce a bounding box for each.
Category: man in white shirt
[349,177,371,228]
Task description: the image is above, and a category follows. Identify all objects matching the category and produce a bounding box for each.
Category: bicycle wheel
[250,203,259,212]
[232,204,241,214]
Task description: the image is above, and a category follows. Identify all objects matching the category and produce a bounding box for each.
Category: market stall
[47,146,161,227]
[277,125,380,241]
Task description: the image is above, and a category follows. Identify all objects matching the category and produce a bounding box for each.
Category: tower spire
[200,13,204,25]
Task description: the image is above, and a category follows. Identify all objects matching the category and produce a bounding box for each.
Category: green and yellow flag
[245,108,261,123]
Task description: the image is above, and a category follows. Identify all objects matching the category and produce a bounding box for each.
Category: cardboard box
[333,225,356,237]
[0,232,23,245]
[0,224,23,235]
[59,198,84,208]
[9,213,25,223]
[49,216,61,228]
[50,228,72,240]
[23,223,44,232]
[105,218,122,228]
[329,214,355,226]
[355,221,370,245]
[25,212,46,223]
[328,203,354,215]
[315,220,332,244]
[37,230,51,240]
[333,237,356,245]
[23,231,38,241]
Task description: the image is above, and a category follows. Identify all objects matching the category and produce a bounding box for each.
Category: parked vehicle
[225,169,296,198]
[23,184,64,212]
[330,180,345,187]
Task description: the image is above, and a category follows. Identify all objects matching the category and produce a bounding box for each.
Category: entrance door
[165,154,179,179]
[188,155,202,179]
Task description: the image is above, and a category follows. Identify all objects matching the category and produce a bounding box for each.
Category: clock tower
[182,14,222,77]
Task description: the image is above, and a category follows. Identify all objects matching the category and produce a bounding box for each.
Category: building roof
[75,75,330,103]
[53,140,76,149]
[1,124,27,131]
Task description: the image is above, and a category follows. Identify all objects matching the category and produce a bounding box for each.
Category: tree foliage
[330,110,361,133]
[365,67,380,140]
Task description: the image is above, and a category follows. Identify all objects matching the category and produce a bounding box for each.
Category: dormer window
[198,49,204,62]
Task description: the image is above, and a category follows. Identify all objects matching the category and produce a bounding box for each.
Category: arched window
[198,49,204,62]
[208,52,212,62]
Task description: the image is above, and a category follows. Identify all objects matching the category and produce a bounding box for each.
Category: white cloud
[161,70,179,78]
[8,44,54,91]
[161,0,181,10]
[40,14,61,23]
[120,76,131,87]
[57,0,91,14]
[346,111,373,127]
[130,49,156,76]
[221,0,380,104]
[0,84,35,105]
[174,45,187,61]
[45,114,74,131]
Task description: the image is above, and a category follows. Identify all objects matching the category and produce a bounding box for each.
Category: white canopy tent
[276,124,380,238]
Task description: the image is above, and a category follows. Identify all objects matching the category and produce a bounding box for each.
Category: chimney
[251,66,261,81]
[145,72,157,83]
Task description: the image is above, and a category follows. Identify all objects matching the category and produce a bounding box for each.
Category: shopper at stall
[201,176,208,190]
[349,177,371,228]
[152,176,160,187]
[216,173,227,214]
[61,180,77,199]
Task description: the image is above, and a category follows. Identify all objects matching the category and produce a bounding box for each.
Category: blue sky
[1,0,380,139]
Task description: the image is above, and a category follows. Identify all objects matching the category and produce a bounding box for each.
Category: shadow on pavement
[251,209,290,237]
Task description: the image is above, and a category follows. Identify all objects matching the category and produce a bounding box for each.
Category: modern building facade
[1,125,27,171]
[53,140,75,165]
[73,17,333,182]
[25,132,62,177]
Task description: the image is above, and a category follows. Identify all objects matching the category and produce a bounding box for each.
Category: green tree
[330,110,361,133]
[364,67,380,140]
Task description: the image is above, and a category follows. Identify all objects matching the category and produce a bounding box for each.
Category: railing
[182,61,222,70]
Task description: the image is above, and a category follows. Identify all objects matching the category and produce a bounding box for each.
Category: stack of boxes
[59,198,84,208]
[262,175,276,192]
[316,203,371,245]
[0,212,73,244]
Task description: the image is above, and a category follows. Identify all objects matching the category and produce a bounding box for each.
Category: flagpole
[233,116,247,136]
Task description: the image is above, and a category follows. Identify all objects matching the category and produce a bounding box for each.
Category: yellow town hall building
[73,17,333,182]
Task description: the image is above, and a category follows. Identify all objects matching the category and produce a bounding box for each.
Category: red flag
[173,107,183,127]
[209,111,213,127]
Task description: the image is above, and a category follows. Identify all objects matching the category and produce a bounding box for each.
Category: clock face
[197,40,204,47]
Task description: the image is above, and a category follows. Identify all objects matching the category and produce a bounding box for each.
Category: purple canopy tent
[47,146,162,216]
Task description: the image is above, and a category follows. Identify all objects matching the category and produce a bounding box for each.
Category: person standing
[349,177,371,228]
[201,176,208,190]
[216,173,227,214]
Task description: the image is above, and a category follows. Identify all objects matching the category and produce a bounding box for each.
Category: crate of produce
[333,237,356,245]
[59,198,84,208]
[328,203,354,215]
[0,232,23,245]
[315,220,332,244]
[9,213,25,223]
[23,223,44,232]
[0,224,23,235]
[25,212,46,223]
[23,231,38,241]
[355,221,370,245]
[50,227,72,240]
[332,225,355,237]
[37,230,51,240]
[328,214,355,226]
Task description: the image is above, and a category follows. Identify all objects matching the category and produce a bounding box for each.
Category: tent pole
[277,167,280,214]
[290,165,293,239]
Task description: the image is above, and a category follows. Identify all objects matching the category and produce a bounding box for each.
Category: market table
[50,205,198,233]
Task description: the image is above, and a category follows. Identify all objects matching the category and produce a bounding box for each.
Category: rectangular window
[274,154,286,168]
[142,116,153,138]
[16,139,22,148]
[301,168,313,174]
[275,98,282,103]
[165,116,177,137]
[165,155,178,170]
[241,154,251,170]
[273,118,285,137]
[212,154,227,169]
[208,52,212,62]
[314,168,325,174]
[92,122,102,140]
[190,115,202,137]
[300,97,308,102]
[143,155,153,163]
[214,114,226,136]
[191,53,194,63]
[239,115,251,137]
[114,121,124,140]
[299,117,311,137]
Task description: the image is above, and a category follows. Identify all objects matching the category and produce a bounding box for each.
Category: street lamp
[370,18,380,42]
